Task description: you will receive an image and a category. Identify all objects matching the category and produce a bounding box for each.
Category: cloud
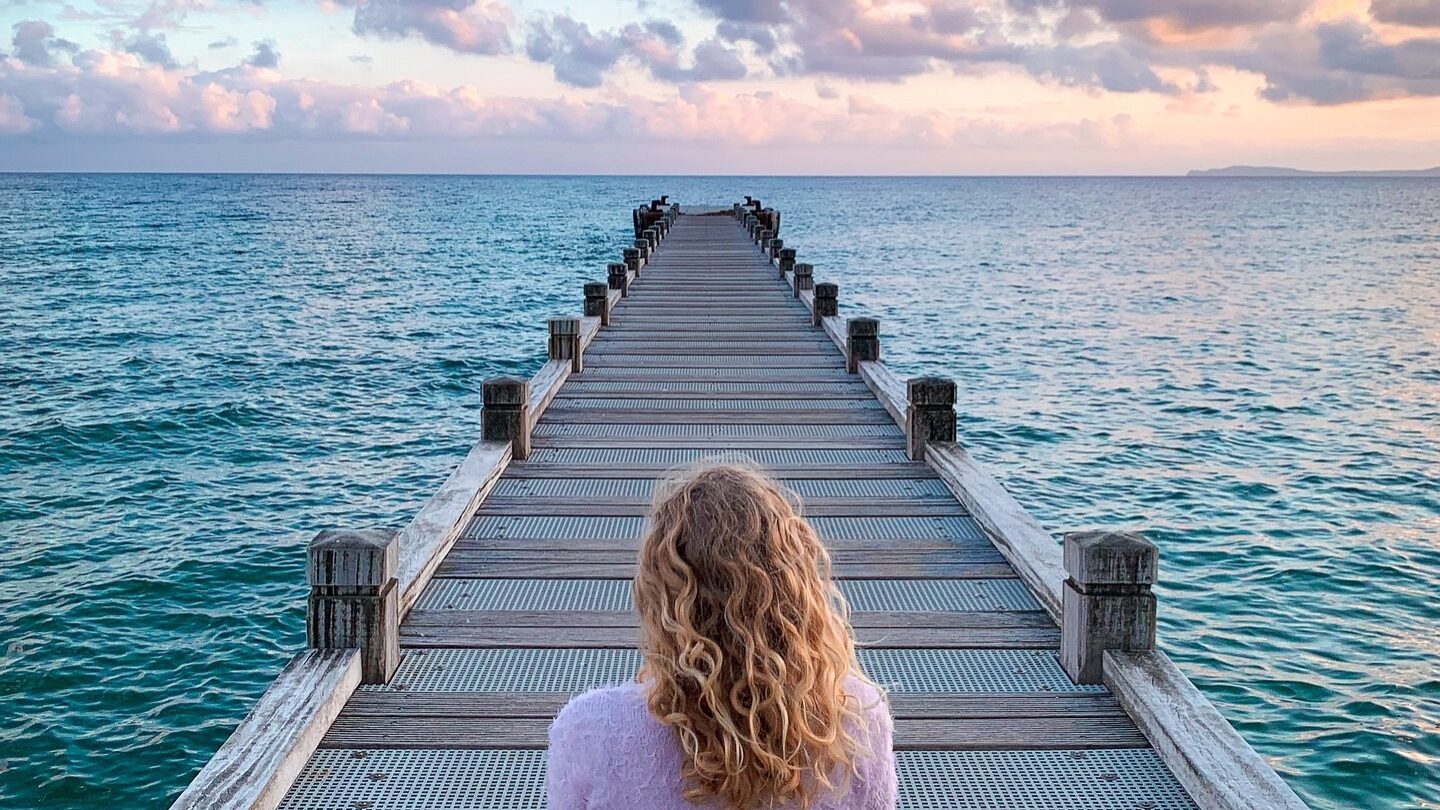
[208,36,238,50]
[525,14,747,87]
[1370,0,1440,26]
[12,20,78,67]
[122,31,177,67]
[1010,0,1311,32]
[244,39,279,68]
[1222,20,1440,103]
[347,0,513,55]
[0,93,40,133]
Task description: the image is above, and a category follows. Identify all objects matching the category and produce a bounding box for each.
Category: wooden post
[482,375,530,459]
[906,376,956,461]
[644,227,660,250]
[623,247,641,274]
[759,229,774,253]
[1061,530,1158,685]
[633,237,650,261]
[732,202,742,217]
[549,317,582,373]
[813,282,838,327]
[584,281,610,326]
[846,317,879,373]
[607,262,629,296]
[778,248,796,276]
[306,529,399,684]
[769,237,784,260]
[793,263,813,298]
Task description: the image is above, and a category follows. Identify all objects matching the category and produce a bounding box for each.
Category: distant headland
[1188,165,1440,177]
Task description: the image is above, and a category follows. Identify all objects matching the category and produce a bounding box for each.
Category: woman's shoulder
[550,682,654,738]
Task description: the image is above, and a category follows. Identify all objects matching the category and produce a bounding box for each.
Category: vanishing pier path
[175,202,1308,810]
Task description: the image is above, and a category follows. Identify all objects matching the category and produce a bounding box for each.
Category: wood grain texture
[395,440,510,615]
[859,360,909,431]
[1105,650,1309,810]
[926,441,1067,623]
[170,650,361,810]
[400,624,1059,649]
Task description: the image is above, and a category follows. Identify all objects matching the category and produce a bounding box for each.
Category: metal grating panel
[534,423,901,437]
[281,749,1196,810]
[366,648,1097,694]
[563,382,862,394]
[418,578,632,611]
[895,750,1198,810]
[278,749,546,810]
[492,478,952,500]
[417,578,1039,614]
[548,397,880,411]
[840,579,1040,613]
[378,648,642,693]
[465,516,987,543]
[573,366,851,378]
[526,448,914,465]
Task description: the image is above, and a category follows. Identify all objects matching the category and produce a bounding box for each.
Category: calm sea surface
[1,175,1436,809]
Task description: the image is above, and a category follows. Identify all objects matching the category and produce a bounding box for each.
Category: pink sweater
[545,678,896,809]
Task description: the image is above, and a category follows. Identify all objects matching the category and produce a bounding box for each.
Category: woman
[546,462,896,809]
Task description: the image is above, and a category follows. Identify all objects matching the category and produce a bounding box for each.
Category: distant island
[1188,165,1440,177]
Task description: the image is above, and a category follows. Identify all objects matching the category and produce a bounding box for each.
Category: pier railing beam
[608,262,629,297]
[813,282,838,327]
[306,529,399,684]
[549,316,583,373]
[793,263,813,298]
[906,377,957,461]
[846,317,879,373]
[778,248,796,277]
[584,282,610,326]
[623,247,641,274]
[482,375,530,459]
[1060,530,1158,685]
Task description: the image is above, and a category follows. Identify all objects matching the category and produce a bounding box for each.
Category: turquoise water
[2,175,1436,809]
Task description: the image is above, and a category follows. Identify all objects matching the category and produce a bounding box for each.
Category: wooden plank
[536,410,896,425]
[531,436,907,449]
[525,359,569,433]
[859,360,909,431]
[399,624,1058,649]
[340,690,1124,721]
[319,714,1144,750]
[503,463,937,478]
[402,609,1051,631]
[926,442,1066,622]
[475,500,968,517]
[395,440,511,615]
[432,559,1018,579]
[1105,651,1310,810]
[170,650,361,810]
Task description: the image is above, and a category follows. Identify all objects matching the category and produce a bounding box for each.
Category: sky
[0,0,1437,173]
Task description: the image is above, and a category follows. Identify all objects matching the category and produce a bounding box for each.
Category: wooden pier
[173,199,1308,810]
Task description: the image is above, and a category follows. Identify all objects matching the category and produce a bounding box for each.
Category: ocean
[1,175,1436,809]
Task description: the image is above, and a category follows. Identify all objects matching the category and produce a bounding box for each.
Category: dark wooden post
[1060,530,1158,685]
[732,202,742,218]
[584,281,610,326]
[482,375,530,459]
[778,248,796,276]
[793,263,813,298]
[633,237,650,262]
[644,227,660,250]
[906,377,956,460]
[623,247,641,274]
[769,238,784,260]
[813,282,838,327]
[549,316,582,373]
[307,529,399,684]
[846,317,879,373]
[608,262,629,297]
[759,229,774,253]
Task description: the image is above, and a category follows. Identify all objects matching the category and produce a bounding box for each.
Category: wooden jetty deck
[174,200,1308,810]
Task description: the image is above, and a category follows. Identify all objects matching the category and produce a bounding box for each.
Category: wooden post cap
[584,281,608,298]
[622,247,640,259]
[814,282,838,300]
[1064,531,1158,587]
[607,263,626,280]
[779,248,796,260]
[481,375,528,407]
[307,529,397,589]
[549,317,581,336]
[907,376,956,407]
[848,317,879,338]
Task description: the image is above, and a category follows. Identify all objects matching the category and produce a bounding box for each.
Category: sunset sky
[1,0,1437,173]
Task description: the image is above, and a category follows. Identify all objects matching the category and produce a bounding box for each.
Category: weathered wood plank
[395,440,511,615]
[170,650,361,810]
[399,624,1059,649]
[432,559,1018,579]
[474,500,968,517]
[1105,651,1309,810]
[926,442,1066,622]
[402,608,1051,631]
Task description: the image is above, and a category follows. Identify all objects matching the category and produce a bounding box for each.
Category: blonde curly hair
[633,460,878,809]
